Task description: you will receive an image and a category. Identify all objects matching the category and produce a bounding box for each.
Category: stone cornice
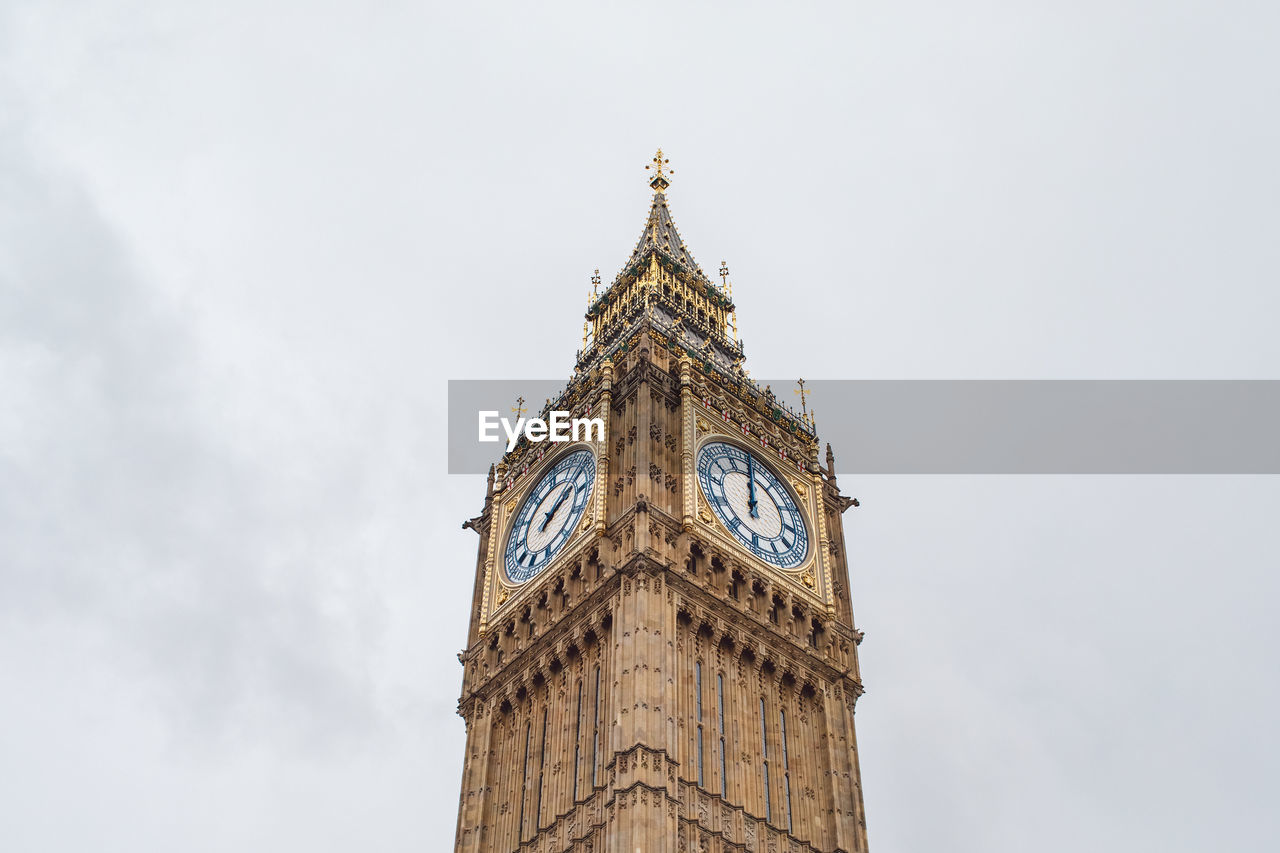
[663,567,865,700]
[458,573,620,716]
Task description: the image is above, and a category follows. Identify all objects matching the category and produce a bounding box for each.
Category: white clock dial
[504,449,596,584]
[697,441,809,569]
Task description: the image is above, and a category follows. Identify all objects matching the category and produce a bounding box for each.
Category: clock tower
[454,152,870,853]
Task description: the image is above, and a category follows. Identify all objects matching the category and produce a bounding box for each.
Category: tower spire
[580,151,743,371]
[621,150,703,279]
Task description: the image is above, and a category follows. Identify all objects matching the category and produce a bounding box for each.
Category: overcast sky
[2,2,1278,851]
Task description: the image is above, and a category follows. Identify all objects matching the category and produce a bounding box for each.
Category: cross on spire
[645,148,672,191]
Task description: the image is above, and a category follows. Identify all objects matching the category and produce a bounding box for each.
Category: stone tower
[454,152,869,853]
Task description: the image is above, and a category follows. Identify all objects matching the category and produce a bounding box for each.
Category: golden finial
[719,261,739,345]
[585,269,602,351]
[512,396,527,419]
[795,378,811,421]
[730,303,739,346]
[645,148,672,191]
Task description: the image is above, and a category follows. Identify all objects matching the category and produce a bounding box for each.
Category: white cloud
[2,1,1278,850]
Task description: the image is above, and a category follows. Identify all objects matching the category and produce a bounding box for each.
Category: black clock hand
[539,487,572,531]
[747,455,759,518]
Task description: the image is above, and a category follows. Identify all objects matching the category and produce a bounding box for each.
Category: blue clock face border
[503,448,596,584]
[696,441,810,570]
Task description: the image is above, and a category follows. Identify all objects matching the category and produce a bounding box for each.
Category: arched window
[780,708,794,832]
[519,720,532,839]
[572,680,583,801]
[535,709,548,828]
[760,698,772,822]
[695,661,705,787]
[591,665,602,787]
[729,569,745,601]
[717,673,728,797]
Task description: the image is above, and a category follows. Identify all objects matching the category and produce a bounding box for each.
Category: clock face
[504,448,596,584]
[696,441,809,569]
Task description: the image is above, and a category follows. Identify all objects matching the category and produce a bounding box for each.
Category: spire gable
[619,190,707,282]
